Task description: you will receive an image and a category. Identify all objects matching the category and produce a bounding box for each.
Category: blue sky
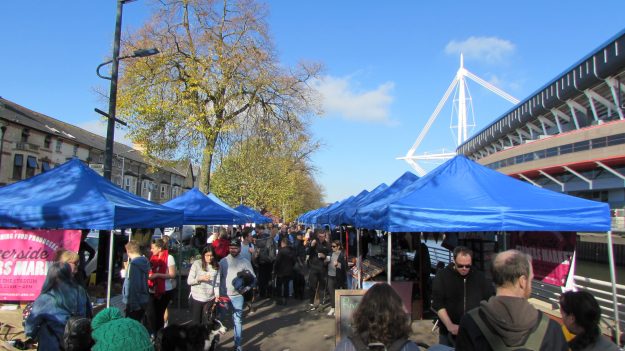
[2,1,625,204]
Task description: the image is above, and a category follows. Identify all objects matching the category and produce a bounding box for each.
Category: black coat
[431,265,495,334]
[274,246,295,277]
[306,241,331,272]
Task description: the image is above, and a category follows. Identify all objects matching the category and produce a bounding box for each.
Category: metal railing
[14,142,39,151]
[426,245,452,271]
[573,275,625,340]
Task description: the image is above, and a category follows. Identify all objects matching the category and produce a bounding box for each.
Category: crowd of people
[19,225,623,351]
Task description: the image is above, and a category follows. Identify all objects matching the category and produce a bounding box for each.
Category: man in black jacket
[455,250,568,351]
[306,230,331,310]
[431,246,495,346]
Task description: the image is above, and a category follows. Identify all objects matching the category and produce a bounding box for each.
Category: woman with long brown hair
[187,245,220,325]
[334,283,421,351]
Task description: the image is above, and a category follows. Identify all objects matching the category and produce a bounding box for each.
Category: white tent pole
[356,228,361,289]
[387,232,392,284]
[106,230,115,308]
[607,230,621,343]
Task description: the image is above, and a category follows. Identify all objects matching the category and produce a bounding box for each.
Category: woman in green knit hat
[91,307,153,351]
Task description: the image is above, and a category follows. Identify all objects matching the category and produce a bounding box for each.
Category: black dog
[155,319,226,351]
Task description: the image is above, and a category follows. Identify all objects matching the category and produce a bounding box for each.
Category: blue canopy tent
[343,172,419,226]
[324,190,370,226]
[0,158,184,229]
[315,198,352,226]
[354,156,614,323]
[235,205,272,224]
[0,158,185,306]
[355,156,610,232]
[305,202,337,226]
[298,207,325,225]
[163,188,250,225]
[335,183,388,226]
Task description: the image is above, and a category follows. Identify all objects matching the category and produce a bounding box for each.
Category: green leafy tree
[211,130,324,222]
[116,0,321,192]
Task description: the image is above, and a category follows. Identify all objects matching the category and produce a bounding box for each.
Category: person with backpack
[292,231,307,300]
[334,283,421,351]
[273,238,295,305]
[218,239,257,351]
[253,230,276,298]
[25,261,92,351]
[455,250,568,351]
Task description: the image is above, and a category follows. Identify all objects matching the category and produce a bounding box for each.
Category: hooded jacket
[122,255,150,311]
[25,283,91,351]
[456,296,568,351]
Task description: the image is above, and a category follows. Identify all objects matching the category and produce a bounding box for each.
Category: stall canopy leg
[356,228,361,289]
[387,232,392,284]
[607,231,621,345]
[106,230,115,308]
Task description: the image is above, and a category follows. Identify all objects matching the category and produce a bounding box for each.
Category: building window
[42,161,51,172]
[160,184,169,199]
[142,180,149,197]
[21,129,30,143]
[25,156,37,178]
[124,176,136,193]
[55,139,63,153]
[73,144,79,157]
[44,135,51,149]
[13,154,23,179]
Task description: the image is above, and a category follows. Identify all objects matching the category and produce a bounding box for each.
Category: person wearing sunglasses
[431,246,494,347]
[326,240,347,317]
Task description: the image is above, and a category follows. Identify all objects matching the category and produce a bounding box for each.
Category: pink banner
[0,229,81,301]
[510,231,576,287]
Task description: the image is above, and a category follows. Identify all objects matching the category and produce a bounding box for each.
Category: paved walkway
[169,297,439,351]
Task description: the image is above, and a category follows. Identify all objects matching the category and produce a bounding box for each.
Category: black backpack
[255,237,276,264]
[348,334,412,351]
[62,315,93,351]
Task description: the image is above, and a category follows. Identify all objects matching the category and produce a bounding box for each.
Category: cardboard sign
[0,229,81,300]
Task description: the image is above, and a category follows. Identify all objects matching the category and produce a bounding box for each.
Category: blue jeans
[228,294,244,349]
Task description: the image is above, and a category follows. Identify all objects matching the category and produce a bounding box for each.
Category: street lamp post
[97,0,158,181]
[102,0,124,182]
[96,0,158,307]
[0,125,7,179]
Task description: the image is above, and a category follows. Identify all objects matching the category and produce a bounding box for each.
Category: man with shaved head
[456,250,567,351]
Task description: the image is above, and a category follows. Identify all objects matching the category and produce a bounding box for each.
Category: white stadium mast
[398,54,520,175]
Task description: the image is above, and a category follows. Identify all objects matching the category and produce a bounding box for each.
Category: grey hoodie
[479,296,540,347]
[122,255,150,311]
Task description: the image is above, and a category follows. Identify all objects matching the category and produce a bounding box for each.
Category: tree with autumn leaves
[115,0,324,217]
